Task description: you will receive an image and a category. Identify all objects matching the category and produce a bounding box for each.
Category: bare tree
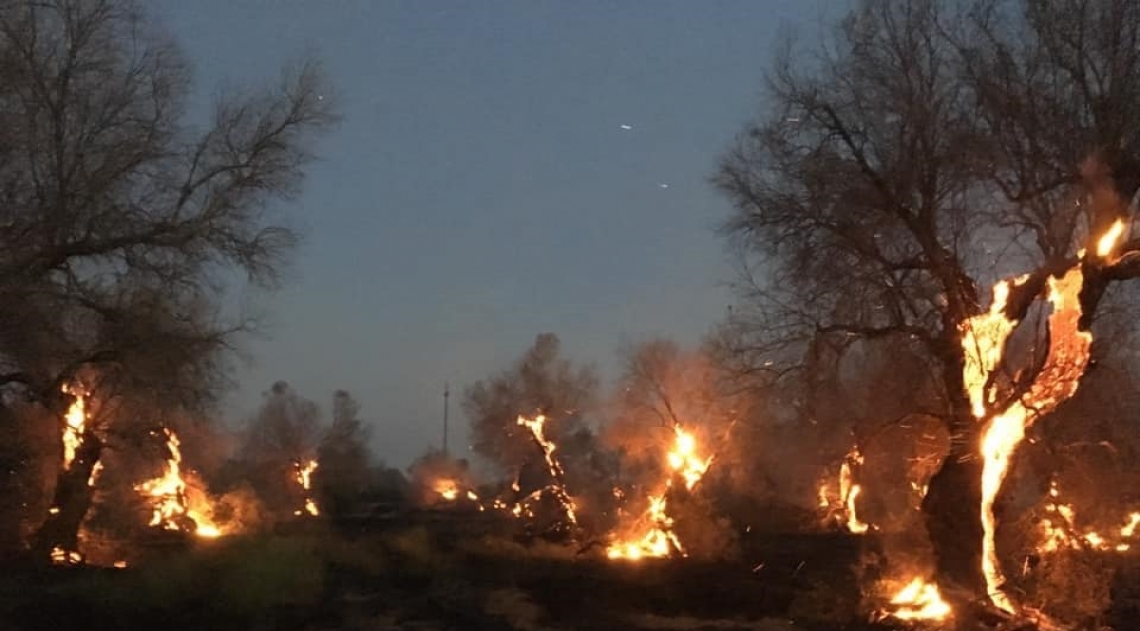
[0,0,335,557]
[715,0,1140,604]
[463,333,598,477]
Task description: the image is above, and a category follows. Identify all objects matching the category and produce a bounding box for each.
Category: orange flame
[134,428,224,538]
[293,459,320,516]
[1097,219,1125,258]
[60,383,87,471]
[971,266,1092,612]
[818,446,872,533]
[883,577,952,622]
[607,424,712,561]
[50,546,83,566]
[605,495,684,560]
[516,415,578,526]
[1039,479,1140,553]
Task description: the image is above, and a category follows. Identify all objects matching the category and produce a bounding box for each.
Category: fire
[516,415,578,526]
[1097,219,1125,258]
[134,428,224,538]
[293,459,320,516]
[883,577,952,622]
[1039,479,1140,553]
[606,424,712,560]
[968,265,1092,613]
[60,383,87,471]
[435,479,460,501]
[605,495,684,560]
[50,546,83,565]
[818,446,872,533]
[840,447,870,534]
[667,426,713,490]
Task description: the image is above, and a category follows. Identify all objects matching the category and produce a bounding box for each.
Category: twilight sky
[153,1,839,468]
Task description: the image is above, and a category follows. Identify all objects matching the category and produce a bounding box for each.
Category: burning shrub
[408,448,479,507]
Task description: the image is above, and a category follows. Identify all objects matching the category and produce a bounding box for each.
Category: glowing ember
[293,459,320,516]
[516,415,578,526]
[60,383,87,471]
[883,577,952,622]
[134,428,224,538]
[50,546,82,566]
[607,424,712,560]
[1039,479,1140,553]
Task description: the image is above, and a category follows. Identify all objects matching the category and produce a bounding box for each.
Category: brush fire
[134,428,225,538]
[606,425,714,560]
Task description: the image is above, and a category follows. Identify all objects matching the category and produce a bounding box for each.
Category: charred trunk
[922,337,986,595]
[921,430,984,594]
[31,433,102,559]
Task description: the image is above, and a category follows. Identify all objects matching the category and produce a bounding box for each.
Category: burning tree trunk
[31,432,102,559]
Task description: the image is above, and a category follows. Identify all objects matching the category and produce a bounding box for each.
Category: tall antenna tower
[442,382,450,456]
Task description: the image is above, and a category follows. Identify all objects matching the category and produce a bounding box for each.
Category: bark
[30,433,102,559]
[922,336,986,595]
[922,433,984,594]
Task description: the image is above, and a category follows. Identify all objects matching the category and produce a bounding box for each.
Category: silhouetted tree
[0,0,335,557]
[316,390,372,518]
[715,0,1140,604]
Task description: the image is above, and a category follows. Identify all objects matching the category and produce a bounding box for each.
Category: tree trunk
[921,340,986,595]
[921,431,984,594]
[31,433,102,559]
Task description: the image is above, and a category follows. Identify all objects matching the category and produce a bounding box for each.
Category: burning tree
[463,333,599,477]
[239,382,325,520]
[715,0,1140,619]
[0,0,335,559]
[603,340,738,560]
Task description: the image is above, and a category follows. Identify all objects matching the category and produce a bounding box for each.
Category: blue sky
[153,1,839,468]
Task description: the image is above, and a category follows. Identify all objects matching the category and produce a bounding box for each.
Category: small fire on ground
[606,425,713,561]
[879,577,952,622]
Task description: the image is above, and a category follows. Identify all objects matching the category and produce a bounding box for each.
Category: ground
[3,514,1137,631]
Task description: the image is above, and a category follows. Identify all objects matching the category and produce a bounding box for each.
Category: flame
[293,459,320,516]
[607,424,712,560]
[667,426,713,490]
[516,415,578,526]
[1038,479,1140,553]
[134,428,224,538]
[818,446,872,533]
[961,248,1107,612]
[840,447,870,534]
[884,577,952,622]
[605,495,684,560]
[50,546,83,565]
[435,479,460,501]
[60,383,87,471]
[1097,219,1125,258]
